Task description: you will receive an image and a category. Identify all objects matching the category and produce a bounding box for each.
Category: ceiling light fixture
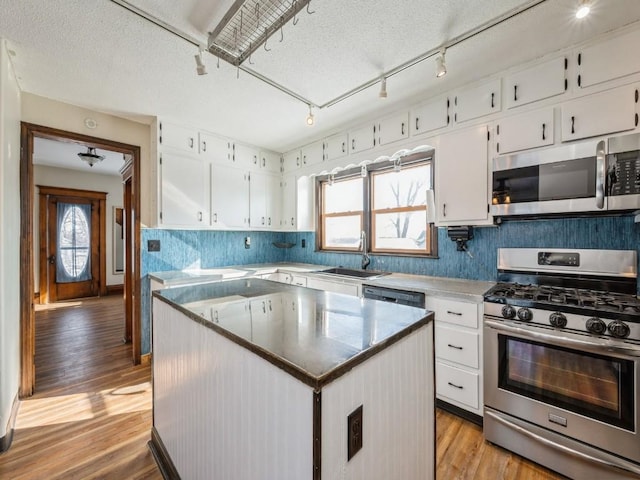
[194,49,207,75]
[78,147,105,168]
[435,49,447,78]
[306,104,315,126]
[576,0,591,18]
[379,77,387,99]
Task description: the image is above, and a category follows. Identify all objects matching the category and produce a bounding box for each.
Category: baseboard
[106,284,124,296]
[141,353,152,366]
[436,398,483,427]
[148,427,181,480]
[0,392,20,452]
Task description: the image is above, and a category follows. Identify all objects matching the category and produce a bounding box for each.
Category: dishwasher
[362,285,425,308]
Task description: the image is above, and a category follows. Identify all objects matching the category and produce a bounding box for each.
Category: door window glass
[57,202,92,283]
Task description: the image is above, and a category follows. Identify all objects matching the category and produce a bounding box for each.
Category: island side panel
[153,299,314,480]
[320,324,435,480]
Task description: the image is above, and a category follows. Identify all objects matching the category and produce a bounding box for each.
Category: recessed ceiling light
[576,0,591,19]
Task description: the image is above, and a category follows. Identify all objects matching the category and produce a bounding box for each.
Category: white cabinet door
[266,174,281,230]
[349,124,375,154]
[211,164,249,228]
[159,121,198,153]
[495,107,554,155]
[250,172,281,229]
[377,111,409,146]
[259,150,282,173]
[281,174,297,230]
[199,131,231,163]
[411,97,450,136]
[282,150,301,173]
[561,84,637,142]
[159,152,209,226]
[301,140,324,168]
[577,28,640,89]
[232,142,259,169]
[453,79,501,124]
[436,124,490,225]
[505,57,567,109]
[324,133,349,161]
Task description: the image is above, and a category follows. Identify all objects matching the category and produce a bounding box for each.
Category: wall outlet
[147,239,161,252]
[244,236,251,249]
[301,239,306,248]
[347,405,363,461]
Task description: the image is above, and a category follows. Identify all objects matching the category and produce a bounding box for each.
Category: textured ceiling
[2,0,640,152]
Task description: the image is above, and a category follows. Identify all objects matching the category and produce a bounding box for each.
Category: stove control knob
[586,317,606,335]
[501,305,516,319]
[517,307,532,322]
[608,320,630,339]
[549,312,567,328]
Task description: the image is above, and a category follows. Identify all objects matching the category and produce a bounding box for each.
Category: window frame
[316,154,437,258]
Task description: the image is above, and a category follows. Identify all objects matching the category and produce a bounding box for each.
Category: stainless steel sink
[319,267,391,279]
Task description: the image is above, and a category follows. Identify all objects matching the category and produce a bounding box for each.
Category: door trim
[37,186,108,303]
[20,122,142,397]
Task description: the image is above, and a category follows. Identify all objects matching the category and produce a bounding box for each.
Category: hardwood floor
[0,296,566,480]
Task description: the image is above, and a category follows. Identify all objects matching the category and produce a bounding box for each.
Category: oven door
[484,318,640,464]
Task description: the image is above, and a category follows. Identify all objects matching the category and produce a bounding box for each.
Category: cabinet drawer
[436,362,479,410]
[426,297,479,328]
[435,324,479,368]
[291,275,307,287]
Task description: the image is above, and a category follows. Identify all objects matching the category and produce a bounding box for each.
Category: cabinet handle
[443,203,447,217]
[268,300,272,311]
[202,141,207,152]
[189,137,194,149]
[513,85,518,102]
[262,216,265,225]
[342,141,346,153]
[291,217,294,225]
[268,217,271,226]
[542,123,546,140]
[415,117,419,131]
[571,116,575,134]
[213,213,218,223]
[447,344,463,350]
[232,144,236,162]
[401,122,405,136]
[262,157,266,167]
[254,155,257,164]
[491,92,495,108]
[198,211,202,222]
[352,139,355,151]
[296,156,300,166]
[214,310,219,322]
[262,301,266,313]
[446,310,462,316]
[447,382,463,390]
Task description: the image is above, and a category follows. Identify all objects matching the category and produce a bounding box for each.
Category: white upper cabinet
[577,28,640,89]
[411,97,450,136]
[259,150,282,173]
[324,133,349,162]
[250,172,281,230]
[505,57,567,109]
[159,151,210,227]
[349,124,375,154]
[495,107,554,155]
[282,150,301,173]
[301,140,324,168]
[233,142,260,169]
[280,174,297,231]
[211,164,249,229]
[436,124,491,226]
[377,111,409,146]
[561,84,638,142]
[199,131,231,163]
[159,121,198,153]
[453,79,501,124]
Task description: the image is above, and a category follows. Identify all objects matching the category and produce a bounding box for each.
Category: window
[318,157,436,256]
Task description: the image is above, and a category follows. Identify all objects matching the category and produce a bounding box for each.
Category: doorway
[20,122,142,397]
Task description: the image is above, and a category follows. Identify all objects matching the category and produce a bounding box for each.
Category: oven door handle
[485,319,640,357]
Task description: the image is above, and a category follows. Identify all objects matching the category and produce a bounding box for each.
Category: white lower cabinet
[427,295,483,417]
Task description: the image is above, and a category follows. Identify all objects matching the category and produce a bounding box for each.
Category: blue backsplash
[140,215,640,353]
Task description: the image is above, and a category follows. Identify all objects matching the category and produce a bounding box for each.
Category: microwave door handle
[596,140,606,209]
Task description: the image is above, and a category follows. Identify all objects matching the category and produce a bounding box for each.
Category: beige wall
[33,165,125,291]
[21,93,153,226]
[0,39,22,439]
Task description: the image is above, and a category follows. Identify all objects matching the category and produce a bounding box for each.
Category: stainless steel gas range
[483,248,640,479]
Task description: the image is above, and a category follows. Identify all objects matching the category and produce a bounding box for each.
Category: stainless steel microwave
[491,133,640,217]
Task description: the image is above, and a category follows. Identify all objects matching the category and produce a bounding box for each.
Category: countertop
[365,273,495,302]
[153,278,433,389]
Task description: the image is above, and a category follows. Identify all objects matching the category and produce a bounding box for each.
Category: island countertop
[153,278,433,389]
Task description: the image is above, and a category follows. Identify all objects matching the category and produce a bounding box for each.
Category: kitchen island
[150,279,434,480]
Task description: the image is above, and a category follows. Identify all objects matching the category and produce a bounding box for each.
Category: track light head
[576,0,591,18]
[195,50,207,75]
[379,77,387,99]
[435,49,447,78]
[306,104,315,126]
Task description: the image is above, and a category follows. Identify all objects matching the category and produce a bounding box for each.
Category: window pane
[374,210,427,251]
[373,165,430,209]
[324,178,363,214]
[324,215,362,249]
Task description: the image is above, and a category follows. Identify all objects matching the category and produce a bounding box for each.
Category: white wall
[0,39,22,439]
[33,165,124,290]
[20,94,152,225]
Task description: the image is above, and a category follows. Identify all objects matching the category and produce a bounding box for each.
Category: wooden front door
[39,186,107,303]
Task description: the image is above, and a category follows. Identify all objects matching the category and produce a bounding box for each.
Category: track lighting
[194,49,207,75]
[379,77,387,99]
[306,104,315,126]
[576,0,591,19]
[435,49,447,78]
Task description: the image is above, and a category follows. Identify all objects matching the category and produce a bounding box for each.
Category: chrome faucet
[360,230,371,270]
